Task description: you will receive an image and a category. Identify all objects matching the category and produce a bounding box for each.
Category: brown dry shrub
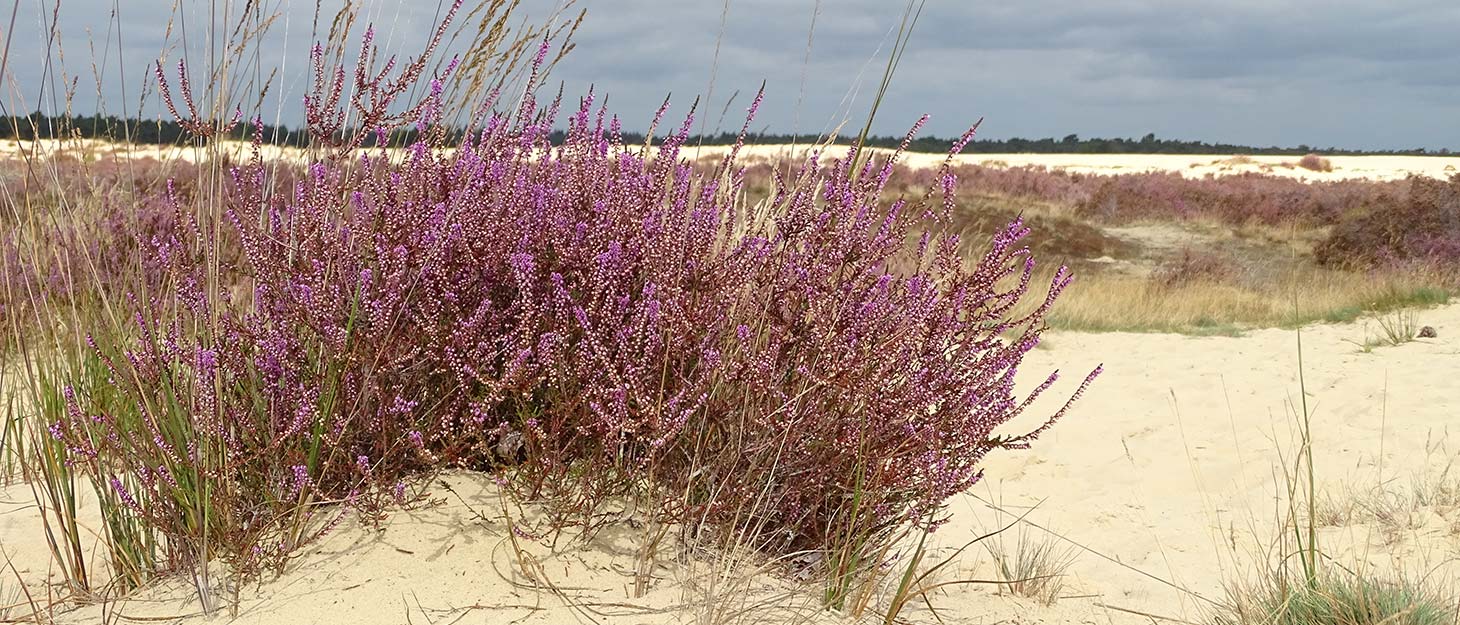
[1297,153,1334,172]
[1315,174,1460,268]
[1153,247,1242,288]
[952,196,1134,261]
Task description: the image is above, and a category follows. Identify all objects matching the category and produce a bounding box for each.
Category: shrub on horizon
[1297,153,1334,173]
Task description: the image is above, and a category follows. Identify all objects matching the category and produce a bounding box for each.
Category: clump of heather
[1074,170,1399,225]
[708,153,1409,229]
[938,163,1092,205]
[47,32,1097,593]
[1296,153,1333,172]
[0,156,198,348]
[1315,174,1460,269]
[881,162,1406,226]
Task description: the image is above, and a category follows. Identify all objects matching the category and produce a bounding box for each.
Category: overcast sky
[9,0,1459,150]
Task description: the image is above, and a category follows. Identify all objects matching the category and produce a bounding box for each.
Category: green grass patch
[1295,287,1449,329]
[1045,315,1248,337]
[1045,281,1450,337]
[1213,571,1456,625]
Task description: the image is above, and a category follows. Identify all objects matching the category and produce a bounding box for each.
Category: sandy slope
[3,303,1456,624]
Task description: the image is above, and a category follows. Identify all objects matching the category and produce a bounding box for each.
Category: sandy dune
[3,302,1455,624]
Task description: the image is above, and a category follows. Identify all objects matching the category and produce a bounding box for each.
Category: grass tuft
[1213,571,1455,625]
[985,526,1076,606]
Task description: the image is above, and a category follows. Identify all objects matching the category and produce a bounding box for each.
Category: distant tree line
[0,112,428,148]
[2,112,1452,156]
[613,130,1454,156]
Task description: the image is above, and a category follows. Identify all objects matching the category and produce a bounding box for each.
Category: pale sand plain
[7,138,1460,182]
[699,144,1460,182]
[1,144,1457,623]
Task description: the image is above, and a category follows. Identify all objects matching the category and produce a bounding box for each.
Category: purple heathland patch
[46,38,1098,578]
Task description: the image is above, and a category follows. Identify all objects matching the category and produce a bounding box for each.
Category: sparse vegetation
[1212,320,1458,625]
[985,526,1077,606]
[1345,311,1424,352]
[1314,460,1460,532]
[1154,248,1244,288]
[1214,571,1455,625]
[1378,311,1421,346]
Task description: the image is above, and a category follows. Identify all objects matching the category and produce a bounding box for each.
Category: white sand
[8,138,1460,182]
[709,145,1460,182]
[0,138,311,166]
[949,304,1460,622]
[3,303,1456,624]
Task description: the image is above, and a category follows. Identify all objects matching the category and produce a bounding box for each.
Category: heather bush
[35,25,1100,605]
[1075,170,1398,225]
[742,161,1129,263]
[12,1,579,601]
[949,197,1132,264]
[1315,174,1460,268]
[1297,153,1333,172]
[0,156,197,350]
[710,152,1408,229]
[887,162,1406,226]
[940,164,1091,205]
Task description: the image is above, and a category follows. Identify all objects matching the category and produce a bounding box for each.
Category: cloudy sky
[9,0,1459,149]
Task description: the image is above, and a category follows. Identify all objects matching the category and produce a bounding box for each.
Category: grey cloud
[8,0,1457,149]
